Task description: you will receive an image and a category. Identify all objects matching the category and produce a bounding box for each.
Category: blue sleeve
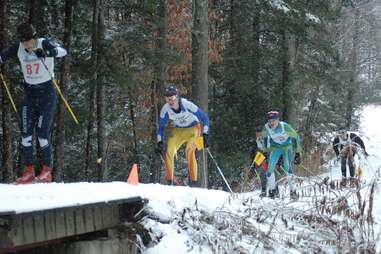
[194,108,209,134]
[157,111,169,142]
[0,43,19,62]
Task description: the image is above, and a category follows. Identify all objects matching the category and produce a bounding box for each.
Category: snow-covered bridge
[0,183,146,254]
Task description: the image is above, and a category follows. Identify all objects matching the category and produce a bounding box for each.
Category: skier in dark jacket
[333,128,368,186]
[0,23,67,183]
[249,128,269,197]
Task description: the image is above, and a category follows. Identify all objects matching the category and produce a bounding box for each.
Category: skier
[262,111,301,199]
[248,128,285,197]
[0,23,67,183]
[332,128,368,187]
[248,128,269,197]
[156,85,209,187]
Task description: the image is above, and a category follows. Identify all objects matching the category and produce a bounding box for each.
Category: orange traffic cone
[127,163,139,185]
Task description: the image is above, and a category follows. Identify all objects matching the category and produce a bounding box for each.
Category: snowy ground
[1,105,381,253]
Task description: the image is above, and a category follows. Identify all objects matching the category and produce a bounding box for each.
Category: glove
[43,39,58,57]
[294,152,301,165]
[364,151,369,157]
[44,46,57,57]
[155,141,164,155]
[33,48,46,58]
[203,133,209,148]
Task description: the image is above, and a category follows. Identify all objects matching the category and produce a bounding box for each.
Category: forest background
[0,0,380,188]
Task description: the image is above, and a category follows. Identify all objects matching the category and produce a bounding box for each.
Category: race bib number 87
[25,63,40,75]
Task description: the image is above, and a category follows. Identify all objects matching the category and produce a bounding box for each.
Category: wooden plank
[55,210,66,239]
[101,206,113,228]
[65,208,75,236]
[113,205,120,223]
[83,207,95,233]
[45,209,57,241]
[33,213,45,242]
[93,206,104,231]
[74,208,85,235]
[9,216,23,246]
[22,215,35,244]
[0,228,13,250]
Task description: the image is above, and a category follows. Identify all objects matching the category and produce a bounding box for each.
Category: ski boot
[16,166,35,184]
[290,190,298,200]
[268,189,277,199]
[349,177,358,188]
[188,180,198,187]
[259,190,267,198]
[340,177,347,188]
[35,165,52,183]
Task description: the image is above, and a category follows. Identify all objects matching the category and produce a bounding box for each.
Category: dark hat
[337,127,347,134]
[266,111,280,120]
[164,85,178,97]
[17,23,37,42]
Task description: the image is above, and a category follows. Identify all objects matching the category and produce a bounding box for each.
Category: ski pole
[0,72,18,113]
[39,58,79,125]
[206,148,233,193]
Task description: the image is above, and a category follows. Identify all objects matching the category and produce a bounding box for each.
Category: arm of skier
[284,123,301,153]
[332,137,340,156]
[352,134,367,154]
[41,39,67,58]
[157,107,169,142]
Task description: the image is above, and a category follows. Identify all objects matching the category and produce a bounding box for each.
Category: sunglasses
[165,95,177,102]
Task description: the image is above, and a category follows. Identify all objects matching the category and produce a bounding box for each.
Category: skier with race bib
[262,111,301,199]
[156,85,209,187]
[0,23,67,183]
[332,128,368,187]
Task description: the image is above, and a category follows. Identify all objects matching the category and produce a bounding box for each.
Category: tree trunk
[54,0,73,182]
[151,0,167,183]
[85,0,100,181]
[280,28,291,122]
[192,0,208,188]
[96,0,106,181]
[345,7,360,129]
[0,0,14,183]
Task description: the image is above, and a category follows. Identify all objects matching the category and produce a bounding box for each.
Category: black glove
[294,152,301,165]
[364,151,369,157]
[43,39,58,57]
[203,133,209,148]
[33,48,46,58]
[155,141,164,155]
